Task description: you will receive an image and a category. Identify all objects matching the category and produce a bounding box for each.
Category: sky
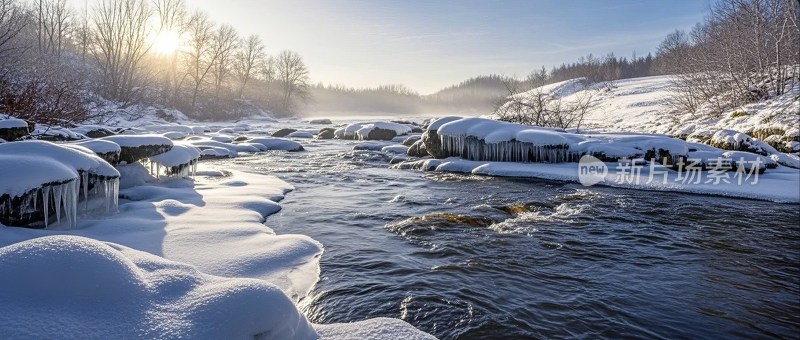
[185,0,710,94]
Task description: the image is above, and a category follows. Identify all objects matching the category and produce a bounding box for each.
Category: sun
[152,29,181,55]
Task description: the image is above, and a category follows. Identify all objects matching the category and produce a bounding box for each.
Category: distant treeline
[307,54,662,116]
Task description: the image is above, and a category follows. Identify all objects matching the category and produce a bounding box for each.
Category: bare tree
[152,0,186,105]
[89,0,153,104]
[275,50,310,114]
[0,0,28,61]
[209,24,238,98]
[495,73,595,129]
[33,0,70,58]
[234,34,264,98]
[181,10,215,112]
[153,0,184,31]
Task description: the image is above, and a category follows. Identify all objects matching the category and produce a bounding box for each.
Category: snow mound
[0,118,28,128]
[341,122,413,140]
[287,131,314,138]
[102,134,174,148]
[426,116,463,131]
[381,145,409,154]
[0,141,119,179]
[148,142,201,177]
[246,137,304,151]
[0,236,318,339]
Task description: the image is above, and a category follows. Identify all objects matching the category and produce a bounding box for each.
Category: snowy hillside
[557,75,799,140]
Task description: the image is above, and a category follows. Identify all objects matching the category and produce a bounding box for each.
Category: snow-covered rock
[340,122,413,140]
[0,118,30,141]
[0,141,120,228]
[381,144,409,154]
[246,137,304,151]
[147,142,201,177]
[101,135,174,164]
[287,131,314,138]
[68,139,122,164]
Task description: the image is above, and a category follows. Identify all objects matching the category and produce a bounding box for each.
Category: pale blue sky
[191,0,710,93]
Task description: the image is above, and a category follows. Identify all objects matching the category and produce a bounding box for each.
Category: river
[227,134,799,339]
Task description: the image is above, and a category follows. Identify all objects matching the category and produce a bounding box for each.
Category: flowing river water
[226,134,799,339]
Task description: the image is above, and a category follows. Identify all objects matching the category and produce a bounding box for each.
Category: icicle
[53,184,63,224]
[82,172,89,211]
[42,186,50,228]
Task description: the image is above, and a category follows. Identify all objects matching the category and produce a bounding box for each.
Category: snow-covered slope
[558,75,799,138]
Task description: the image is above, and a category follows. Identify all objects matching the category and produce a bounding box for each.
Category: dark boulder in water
[421,130,446,158]
[402,135,421,146]
[407,140,428,157]
[308,118,333,124]
[272,128,297,137]
[316,128,337,139]
[364,127,397,141]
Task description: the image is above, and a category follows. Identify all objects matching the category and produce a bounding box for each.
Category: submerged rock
[386,212,497,237]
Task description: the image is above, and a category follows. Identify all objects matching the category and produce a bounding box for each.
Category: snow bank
[0,236,318,339]
[0,168,322,299]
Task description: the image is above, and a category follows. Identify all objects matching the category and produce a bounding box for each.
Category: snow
[69,139,122,155]
[342,121,413,139]
[353,141,390,151]
[148,142,201,168]
[187,140,239,157]
[246,137,304,151]
[288,131,314,138]
[102,134,174,149]
[0,236,319,339]
[32,125,85,140]
[0,118,28,128]
[381,145,410,154]
[771,153,800,169]
[426,116,463,131]
[0,155,78,197]
[0,167,323,299]
[0,141,120,179]
[396,158,800,202]
[210,135,234,143]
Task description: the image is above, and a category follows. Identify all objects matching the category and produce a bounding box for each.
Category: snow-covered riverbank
[0,161,434,339]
